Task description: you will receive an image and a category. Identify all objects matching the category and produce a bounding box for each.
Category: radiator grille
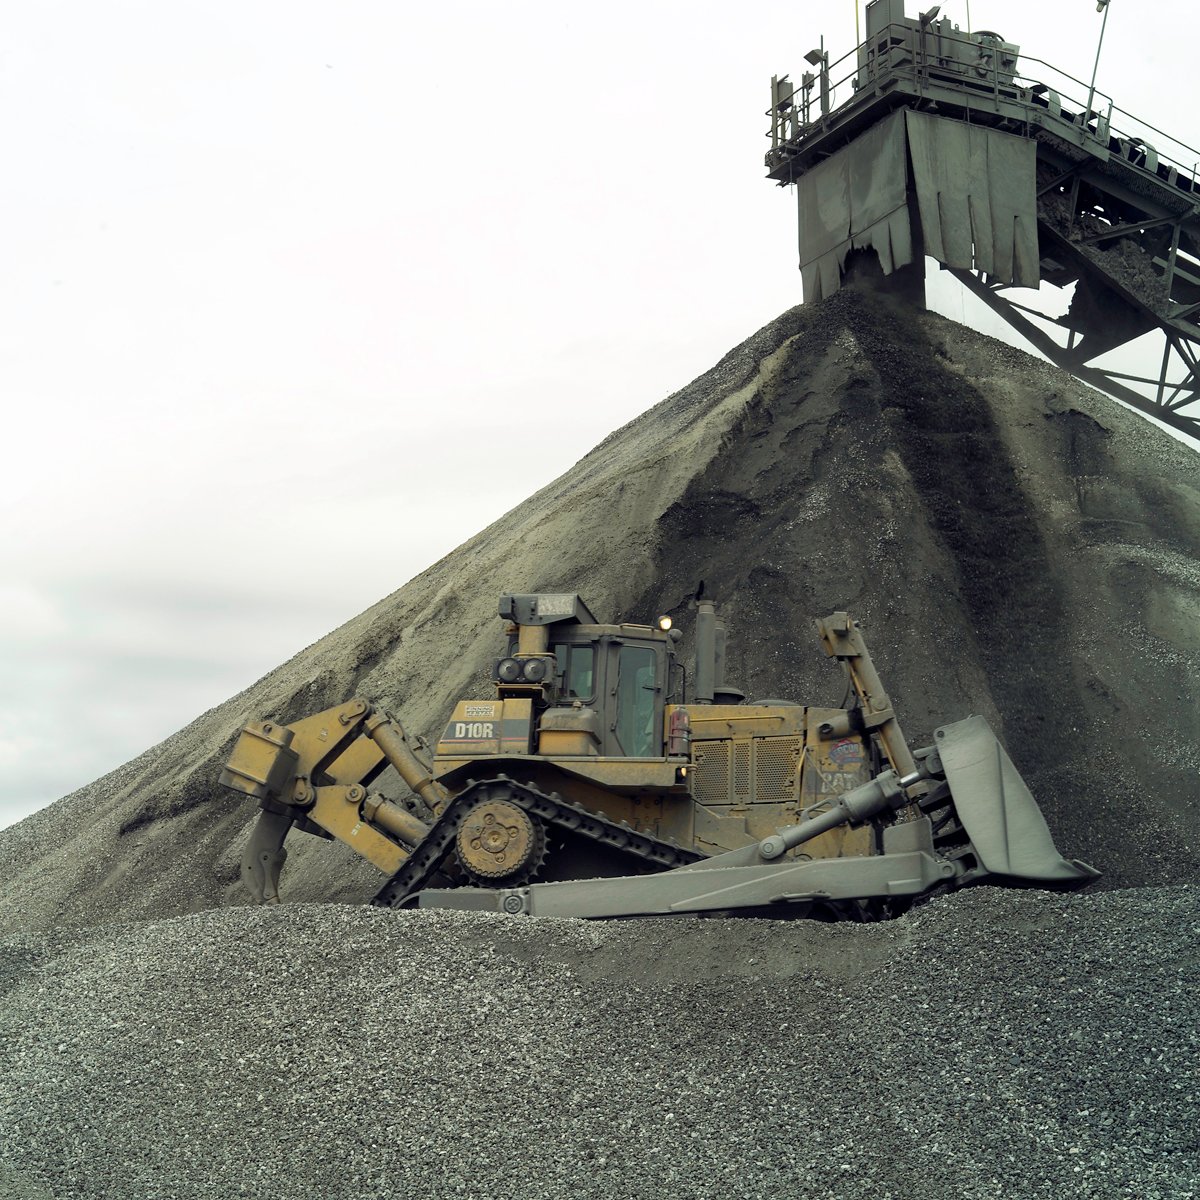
[733,742,752,800]
[693,742,731,805]
[693,736,804,806]
[755,736,803,804]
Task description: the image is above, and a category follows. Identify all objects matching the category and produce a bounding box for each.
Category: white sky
[2,0,1197,829]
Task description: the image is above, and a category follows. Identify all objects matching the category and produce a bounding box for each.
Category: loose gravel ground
[1,886,1196,1200]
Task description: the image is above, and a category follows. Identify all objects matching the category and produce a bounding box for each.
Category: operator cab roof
[499,594,599,627]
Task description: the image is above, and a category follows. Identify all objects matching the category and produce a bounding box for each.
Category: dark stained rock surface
[0,292,1196,933]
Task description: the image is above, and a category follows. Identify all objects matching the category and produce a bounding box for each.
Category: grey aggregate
[4,294,1197,941]
[1,885,1196,1199]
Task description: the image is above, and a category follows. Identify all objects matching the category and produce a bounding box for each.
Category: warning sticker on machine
[464,704,497,718]
[829,738,864,765]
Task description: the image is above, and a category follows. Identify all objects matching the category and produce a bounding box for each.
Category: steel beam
[950,269,1200,442]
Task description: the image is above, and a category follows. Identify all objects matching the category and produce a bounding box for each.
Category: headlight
[521,658,548,682]
[496,658,522,683]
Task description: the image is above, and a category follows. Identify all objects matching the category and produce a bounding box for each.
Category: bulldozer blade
[241,808,294,904]
[935,716,1100,886]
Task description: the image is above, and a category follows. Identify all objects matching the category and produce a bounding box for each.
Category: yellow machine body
[222,593,1095,913]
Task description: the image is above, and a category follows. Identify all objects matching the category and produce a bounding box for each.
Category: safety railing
[768,22,1200,195]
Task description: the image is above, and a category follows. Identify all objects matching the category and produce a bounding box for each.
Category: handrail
[768,21,1200,190]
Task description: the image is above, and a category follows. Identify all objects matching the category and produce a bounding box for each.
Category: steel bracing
[767,3,1200,442]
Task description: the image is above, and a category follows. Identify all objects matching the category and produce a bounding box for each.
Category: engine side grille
[693,741,731,806]
[755,736,803,804]
[733,742,751,801]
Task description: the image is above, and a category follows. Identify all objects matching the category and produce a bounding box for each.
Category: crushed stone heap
[0,291,1196,932]
[1,887,1196,1200]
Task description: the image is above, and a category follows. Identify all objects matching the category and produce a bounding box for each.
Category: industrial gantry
[766,0,1200,443]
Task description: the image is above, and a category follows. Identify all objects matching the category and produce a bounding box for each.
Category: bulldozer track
[371,775,705,908]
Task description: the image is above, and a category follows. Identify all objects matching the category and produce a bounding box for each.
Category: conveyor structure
[766,0,1200,442]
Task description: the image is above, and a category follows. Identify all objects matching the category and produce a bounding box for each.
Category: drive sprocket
[456,797,547,886]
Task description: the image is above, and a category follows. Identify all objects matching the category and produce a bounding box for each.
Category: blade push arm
[814,612,918,778]
[415,717,1097,919]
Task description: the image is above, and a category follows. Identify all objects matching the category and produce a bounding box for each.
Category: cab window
[556,645,595,701]
[615,645,658,756]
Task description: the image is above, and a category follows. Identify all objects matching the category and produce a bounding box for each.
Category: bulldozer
[220,593,1097,918]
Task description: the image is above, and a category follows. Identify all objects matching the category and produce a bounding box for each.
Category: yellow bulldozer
[220,593,1097,918]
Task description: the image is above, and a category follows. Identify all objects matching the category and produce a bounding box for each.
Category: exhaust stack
[694,601,717,704]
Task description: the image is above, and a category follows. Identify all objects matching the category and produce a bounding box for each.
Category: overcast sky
[3,0,1197,830]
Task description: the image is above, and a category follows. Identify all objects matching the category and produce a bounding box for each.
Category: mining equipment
[220,594,1097,919]
[766,0,1200,442]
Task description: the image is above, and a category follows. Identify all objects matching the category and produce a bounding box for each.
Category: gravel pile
[1,295,1196,933]
[1,886,1196,1200]
[1,293,1195,1195]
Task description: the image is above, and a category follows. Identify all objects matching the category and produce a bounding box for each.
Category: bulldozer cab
[474,593,678,760]
[547,628,670,757]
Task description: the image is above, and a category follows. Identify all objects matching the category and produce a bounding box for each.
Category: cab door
[606,639,665,758]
